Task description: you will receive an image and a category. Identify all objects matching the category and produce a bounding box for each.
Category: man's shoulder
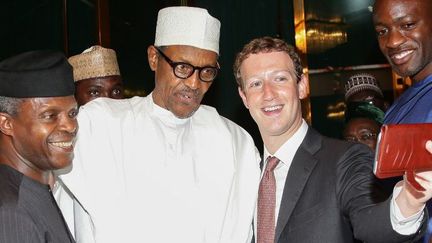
[82,96,146,112]
[0,168,21,209]
[196,105,252,137]
[304,128,372,159]
[0,165,21,193]
[78,96,148,120]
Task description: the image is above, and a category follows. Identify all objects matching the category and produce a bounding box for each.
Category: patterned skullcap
[0,50,74,98]
[344,73,383,101]
[154,7,220,55]
[68,45,120,82]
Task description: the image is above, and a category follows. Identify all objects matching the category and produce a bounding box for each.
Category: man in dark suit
[233,36,432,243]
[0,50,78,242]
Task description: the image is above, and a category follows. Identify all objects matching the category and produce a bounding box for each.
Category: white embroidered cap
[345,73,383,100]
[154,6,221,55]
[68,45,120,82]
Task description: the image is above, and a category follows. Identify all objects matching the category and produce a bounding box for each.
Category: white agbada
[59,94,261,243]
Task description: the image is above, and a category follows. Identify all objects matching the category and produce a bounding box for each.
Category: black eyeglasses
[155,47,219,82]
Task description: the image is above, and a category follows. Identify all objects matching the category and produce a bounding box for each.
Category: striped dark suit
[0,164,74,243]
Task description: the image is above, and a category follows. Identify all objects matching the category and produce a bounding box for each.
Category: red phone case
[374,123,432,191]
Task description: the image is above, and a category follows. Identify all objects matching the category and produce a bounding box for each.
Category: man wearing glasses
[58,6,260,243]
[342,101,384,152]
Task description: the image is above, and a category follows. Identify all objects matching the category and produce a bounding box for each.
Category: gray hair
[0,96,23,117]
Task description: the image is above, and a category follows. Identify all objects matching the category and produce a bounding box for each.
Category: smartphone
[374,123,432,178]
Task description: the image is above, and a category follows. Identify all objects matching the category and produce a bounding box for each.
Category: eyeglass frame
[155,47,219,83]
[344,132,378,143]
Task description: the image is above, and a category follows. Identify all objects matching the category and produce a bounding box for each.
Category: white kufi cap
[154,7,220,55]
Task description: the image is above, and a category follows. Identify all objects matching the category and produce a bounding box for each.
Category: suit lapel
[274,128,322,242]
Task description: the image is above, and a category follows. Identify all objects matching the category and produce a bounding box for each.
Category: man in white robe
[58,6,261,243]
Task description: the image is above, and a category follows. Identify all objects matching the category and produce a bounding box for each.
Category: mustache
[49,130,78,142]
[177,86,200,99]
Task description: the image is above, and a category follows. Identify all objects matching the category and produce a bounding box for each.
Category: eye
[112,88,123,96]
[375,27,388,37]
[402,22,416,30]
[275,76,288,82]
[175,63,193,73]
[40,112,56,121]
[359,132,377,142]
[68,108,79,119]
[248,80,262,89]
[89,89,100,97]
[201,67,217,76]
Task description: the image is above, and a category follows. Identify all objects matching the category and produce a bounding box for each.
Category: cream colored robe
[59,94,261,243]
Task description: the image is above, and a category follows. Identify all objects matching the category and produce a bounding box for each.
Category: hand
[426,140,432,154]
[395,140,432,217]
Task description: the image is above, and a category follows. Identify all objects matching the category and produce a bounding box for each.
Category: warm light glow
[327,110,345,119]
[295,21,307,53]
[293,0,307,54]
[326,101,346,119]
[305,20,347,54]
[294,9,348,54]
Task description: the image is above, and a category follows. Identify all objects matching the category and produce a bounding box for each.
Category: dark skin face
[373,0,432,82]
[147,45,217,118]
[0,96,78,184]
[75,75,124,106]
[343,117,381,151]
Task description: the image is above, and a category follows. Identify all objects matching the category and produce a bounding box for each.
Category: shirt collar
[263,119,308,166]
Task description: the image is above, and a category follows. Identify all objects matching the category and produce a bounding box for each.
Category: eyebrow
[87,84,103,88]
[251,69,294,77]
[373,11,414,25]
[393,14,416,22]
[169,53,217,67]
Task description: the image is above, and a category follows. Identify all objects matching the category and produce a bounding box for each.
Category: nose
[101,90,110,98]
[262,82,275,101]
[182,70,201,90]
[386,29,405,49]
[60,115,78,135]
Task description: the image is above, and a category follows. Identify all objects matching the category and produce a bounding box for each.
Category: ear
[147,45,158,71]
[0,113,14,136]
[297,74,309,100]
[238,87,249,109]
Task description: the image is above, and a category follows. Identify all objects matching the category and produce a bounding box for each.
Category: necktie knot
[265,156,280,172]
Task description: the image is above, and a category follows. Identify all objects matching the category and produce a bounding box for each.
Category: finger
[414,172,432,190]
[426,140,432,153]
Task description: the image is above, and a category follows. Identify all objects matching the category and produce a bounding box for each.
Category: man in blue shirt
[373,0,432,124]
[373,0,432,242]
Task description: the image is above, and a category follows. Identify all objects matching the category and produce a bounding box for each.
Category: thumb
[426,140,432,154]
